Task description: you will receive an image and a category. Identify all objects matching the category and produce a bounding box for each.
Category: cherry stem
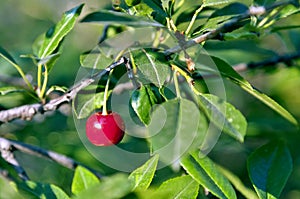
[102,69,114,115]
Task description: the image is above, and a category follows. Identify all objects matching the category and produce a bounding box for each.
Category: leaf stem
[0,54,33,91]
[173,70,181,98]
[171,64,200,95]
[185,5,204,35]
[102,70,113,115]
[37,64,42,97]
[40,65,48,102]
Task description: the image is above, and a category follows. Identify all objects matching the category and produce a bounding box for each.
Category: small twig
[186,51,300,80]
[0,139,29,181]
[0,137,102,179]
[247,51,300,69]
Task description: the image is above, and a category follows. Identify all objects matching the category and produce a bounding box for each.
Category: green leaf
[247,141,293,199]
[0,177,23,199]
[81,10,163,27]
[147,98,204,167]
[209,3,248,18]
[194,54,298,125]
[71,166,100,195]
[131,85,163,125]
[0,86,25,95]
[181,151,237,199]
[0,46,32,89]
[203,0,234,7]
[0,46,17,63]
[128,154,159,190]
[223,31,258,40]
[158,175,199,199]
[217,165,258,199]
[73,90,111,119]
[75,174,132,199]
[196,94,247,142]
[17,181,70,199]
[80,51,113,70]
[38,4,84,59]
[131,49,170,88]
[254,0,275,6]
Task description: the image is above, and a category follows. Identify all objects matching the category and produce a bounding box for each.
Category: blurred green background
[0,0,300,198]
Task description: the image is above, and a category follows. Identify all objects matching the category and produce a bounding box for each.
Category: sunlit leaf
[38,4,84,60]
[17,181,70,199]
[203,0,234,7]
[80,51,113,70]
[131,85,163,125]
[196,94,247,142]
[0,177,23,199]
[75,174,132,199]
[181,151,237,199]
[248,141,292,199]
[71,166,100,195]
[131,49,170,88]
[128,154,159,190]
[158,175,199,199]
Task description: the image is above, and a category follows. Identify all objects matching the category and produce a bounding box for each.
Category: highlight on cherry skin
[85,111,125,146]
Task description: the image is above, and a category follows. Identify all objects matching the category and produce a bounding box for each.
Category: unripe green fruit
[125,0,141,7]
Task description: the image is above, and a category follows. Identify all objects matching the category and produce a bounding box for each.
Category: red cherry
[85,112,125,146]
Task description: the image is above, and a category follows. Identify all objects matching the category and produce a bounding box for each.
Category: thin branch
[164,0,295,56]
[247,51,300,69]
[193,51,300,79]
[0,137,102,179]
[0,57,128,123]
[0,138,29,181]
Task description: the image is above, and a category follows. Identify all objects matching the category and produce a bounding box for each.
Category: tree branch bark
[0,137,102,179]
[0,57,128,123]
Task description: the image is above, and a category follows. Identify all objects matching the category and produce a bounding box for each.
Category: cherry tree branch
[0,137,102,179]
[164,0,295,56]
[0,57,128,123]
[0,1,297,124]
[0,139,29,181]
